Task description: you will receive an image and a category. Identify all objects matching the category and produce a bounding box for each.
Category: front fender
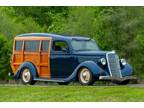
[14,62,38,79]
[64,61,105,82]
[121,63,133,77]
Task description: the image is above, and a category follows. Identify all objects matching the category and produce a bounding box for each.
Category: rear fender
[14,62,38,79]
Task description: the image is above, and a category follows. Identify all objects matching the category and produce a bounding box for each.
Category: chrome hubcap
[80,68,90,84]
[22,68,31,83]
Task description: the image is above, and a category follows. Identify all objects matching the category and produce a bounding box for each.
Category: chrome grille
[106,52,122,78]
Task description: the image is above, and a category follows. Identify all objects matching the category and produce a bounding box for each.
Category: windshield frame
[71,39,100,51]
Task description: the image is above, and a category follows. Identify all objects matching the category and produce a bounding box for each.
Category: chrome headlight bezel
[120,58,127,66]
[100,58,107,66]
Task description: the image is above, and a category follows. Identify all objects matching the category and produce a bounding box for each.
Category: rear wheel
[78,68,95,85]
[20,68,36,85]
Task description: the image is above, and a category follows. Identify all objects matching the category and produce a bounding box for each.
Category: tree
[0,35,11,80]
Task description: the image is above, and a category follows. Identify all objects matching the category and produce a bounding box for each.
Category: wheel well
[18,61,38,79]
[28,61,38,76]
[76,66,87,81]
[18,67,27,79]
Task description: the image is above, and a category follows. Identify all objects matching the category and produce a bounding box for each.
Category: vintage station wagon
[9,33,135,85]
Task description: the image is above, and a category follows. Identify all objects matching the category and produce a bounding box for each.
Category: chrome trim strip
[117,54,122,78]
[34,78,65,82]
[106,51,114,77]
[99,76,111,80]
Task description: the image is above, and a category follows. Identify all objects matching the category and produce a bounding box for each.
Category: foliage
[12,7,69,32]
[0,35,11,80]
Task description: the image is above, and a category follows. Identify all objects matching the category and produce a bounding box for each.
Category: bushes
[0,35,11,80]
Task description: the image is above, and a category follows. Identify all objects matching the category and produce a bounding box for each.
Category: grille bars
[106,51,122,78]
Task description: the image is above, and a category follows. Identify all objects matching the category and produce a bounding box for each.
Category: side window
[24,40,40,51]
[53,41,69,52]
[41,40,49,52]
[15,40,23,51]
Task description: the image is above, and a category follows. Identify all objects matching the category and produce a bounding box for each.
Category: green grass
[0,85,144,102]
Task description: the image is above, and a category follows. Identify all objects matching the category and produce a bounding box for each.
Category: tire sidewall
[78,67,94,85]
[20,67,33,85]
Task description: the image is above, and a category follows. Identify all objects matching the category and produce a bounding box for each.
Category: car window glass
[25,40,40,51]
[15,40,23,51]
[41,40,49,52]
[53,41,69,52]
[71,40,99,51]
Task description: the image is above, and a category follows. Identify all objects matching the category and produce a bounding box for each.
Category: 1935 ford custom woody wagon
[10,33,135,85]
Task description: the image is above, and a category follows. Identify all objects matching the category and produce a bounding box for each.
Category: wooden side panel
[13,53,23,74]
[11,37,51,79]
[23,52,39,75]
[23,53,39,64]
[39,53,50,78]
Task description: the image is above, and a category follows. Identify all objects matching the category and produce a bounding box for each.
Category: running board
[99,76,137,81]
[34,78,65,82]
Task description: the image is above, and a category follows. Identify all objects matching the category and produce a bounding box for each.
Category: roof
[16,33,90,41]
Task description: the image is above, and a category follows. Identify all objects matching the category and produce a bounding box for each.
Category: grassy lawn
[0,85,144,102]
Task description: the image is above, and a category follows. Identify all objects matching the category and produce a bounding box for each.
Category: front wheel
[78,68,95,85]
[20,68,36,85]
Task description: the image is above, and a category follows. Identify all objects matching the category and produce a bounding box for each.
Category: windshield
[71,40,99,51]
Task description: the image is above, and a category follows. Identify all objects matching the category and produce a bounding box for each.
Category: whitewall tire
[78,68,95,85]
[20,68,36,85]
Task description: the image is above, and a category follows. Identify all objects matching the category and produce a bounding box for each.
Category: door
[50,41,75,78]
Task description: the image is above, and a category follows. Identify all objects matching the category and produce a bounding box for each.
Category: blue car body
[12,33,135,84]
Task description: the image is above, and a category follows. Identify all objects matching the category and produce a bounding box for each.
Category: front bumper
[8,72,14,77]
[99,76,137,81]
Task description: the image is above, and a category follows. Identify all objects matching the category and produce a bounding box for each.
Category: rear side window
[41,40,49,52]
[15,40,23,51]
[24,40,40,51]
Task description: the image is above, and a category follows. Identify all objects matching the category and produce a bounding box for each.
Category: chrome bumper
[99,76,137,81]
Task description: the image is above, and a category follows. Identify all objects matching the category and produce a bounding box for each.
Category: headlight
[120,59,127,66]
[100,58,106,65]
